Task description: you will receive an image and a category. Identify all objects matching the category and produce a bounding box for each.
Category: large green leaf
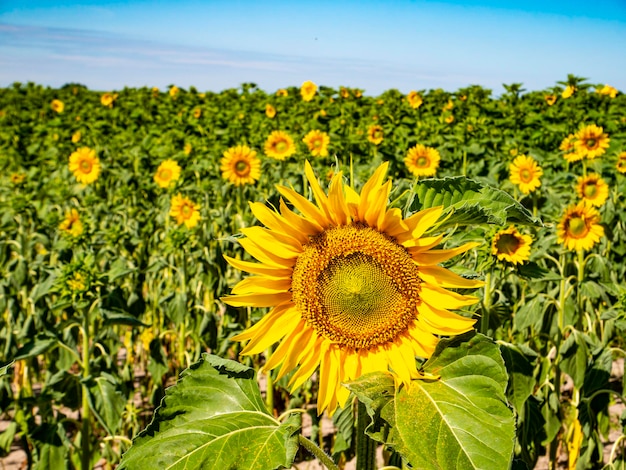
[346,333,515,470]
[410,176,541,229]
[119,354,299,470]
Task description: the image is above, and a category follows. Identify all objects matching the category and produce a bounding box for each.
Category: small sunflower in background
[169,194,201,229]
[576,174,609,207]
[509,154,543,194]
[193,107,202,119]
[574,124,610,160]
[265,104,276,119]
[59,209,84,237]
[264,130,296,160]
[544,94,557,106]
[367,124,383,145]
[404,144,441,177]
[69,147,101,184]
[407,90,423,109]
[169,86,180,98]
[100,92,118,108]
[616,152,626,174]
[51,99,65,113]
[10,172,26,185]
[302,130,330,158]
[223,161,482,415]
[276,88,288,97]
[300,80,318,102]
[491,226,532,265]
[562,85,575,98]
[220,145,261,186]
[596,84,618,98]
[154,159,182,189]
[557,202,604,252]
[559,133,583,163]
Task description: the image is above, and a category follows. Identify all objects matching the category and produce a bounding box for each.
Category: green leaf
[87,374,126,435]
[0,361,14,377]
[499,342,536,412]
[13,334,58,361]
[410,176,541,229]
[119,354,299,470]
[347,333,515,470]
[558,330,590,389]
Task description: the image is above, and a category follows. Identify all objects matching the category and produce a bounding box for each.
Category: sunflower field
[1,76,625,470]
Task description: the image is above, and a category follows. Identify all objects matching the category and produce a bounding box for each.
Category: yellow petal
[403,234,444,252]
[364,181,391,229]
[379,208,406,237]
[240,226,302,258]
[279,198,323,235]
[277,185,329,228]
[420,283,479,309]
[231,277,292,295]
[358,162,389,221]
[239,237,295,268]
[417,302,476,336]
[327,172,351,226]
[224,255,292,279]
[412,242,479,265]
[274,322,314,380]
[221,291,292,308]
[399,206,443,241]
[407,325,439,357]
[289,336,323,390]
[264,319,307,372]
[249,202,310,245]
[419,265,485,289]
[304,160,333,221]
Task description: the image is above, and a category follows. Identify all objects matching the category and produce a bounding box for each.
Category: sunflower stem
[265,351,274,414]
[297,434,339,470]
[356,400,377,470]
[480,268,493,336]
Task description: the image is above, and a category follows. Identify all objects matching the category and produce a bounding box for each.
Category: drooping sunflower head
[404,144,441,178]
[100,92,118,108]
[223,161,482,415]
[265,104,276,118]
[617,152,626,174]
[302,130,330,157]
[509,154,543,194]
[264,130,296,160]
[491,226,532,265]
[557,202,604,252]
[300,80,318,102]
[169,194,201,229]
[51,99,65,113]
[69,147,101,185]
[574,124,610,160]
[576,173,609,207]
[220,145,261,186]
[544,94,557,106]
[407,91,423,109]
[367,125,384,145]
[154,159,182,189]
[59,208,84,237]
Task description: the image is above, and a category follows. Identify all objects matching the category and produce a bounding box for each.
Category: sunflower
[559,133,583,162]
[444,114,454,124]
[264,131,296,160]
[340,87,350,99]
[576,174,609,207]
[300,80,318,102]
[222,161,482,415]
[170,194,201,228]
[407,91,423,109]
[544,94,557,106]
[265,104,276,118]
[617,152,626,174]
[562,85,575,99]
[557,202,604,252]
[184,143,192,155]
[220,145,261,186]
[404,144,441,177]
[100,92,118,108]
[154,159,182,189]
[491,226,532,265]
[69,147,101,184]
[443,99,454,111]
[169,86,180,98]
[59,209,84,237]
[193,108,202,119]
[367,125,383,145]
[302,130,330,157]
[51,99,64,113]
[276,89,288,97]
[10,172,26,185]
[596,84,618,98]
[71,131,81,143]
[509,155,543,194]
[574,124,610,160]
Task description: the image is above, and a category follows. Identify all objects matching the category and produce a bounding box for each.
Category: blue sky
[1,0,625,95]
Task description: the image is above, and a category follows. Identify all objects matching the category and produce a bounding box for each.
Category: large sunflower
[491,226,532,265]
[574,124,610,160]
[223,162,482,415]
[576,174,609,207]
[69,147,101,184]
[170,194,201,229]
[509,155,543,194]
[264,131,296,160]
[154,159,182,189]
[220,145,261,186]
[404,144,440,177]
[302,130,330,158]
[557,202,604,252]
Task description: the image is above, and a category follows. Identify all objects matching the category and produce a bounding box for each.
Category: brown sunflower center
[235,160,249,176]
[291,224,421,350]
[181,204,192,218]
[586,138,597,149]
[520,169,532,183]
[495,233,521,255]
[416,156,429,167]
[568,216,588,238]
[80,159,93,173]
[583,182,598,198]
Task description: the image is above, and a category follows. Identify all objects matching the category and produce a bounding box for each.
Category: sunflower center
[159,169,172,180]
[416,156,429,167]
[520,169,532,182]
[235,160,249,176]
[291,224,421,350]
[275,141,287,153]
[583,182,598,198]
[181,204,192,218]
[80,159,93,173]
[585,138,597,149]
[495,233,521,255]
[568,217,588,238]
[313,139,322,148]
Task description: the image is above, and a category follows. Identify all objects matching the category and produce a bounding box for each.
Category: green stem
[80,304,91,470]
[265,352,274,413]
[356,401,377,470]
[297,435,340,470]
[462,149,467,176]
[178,252,188,371]
[480,268,493,336]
